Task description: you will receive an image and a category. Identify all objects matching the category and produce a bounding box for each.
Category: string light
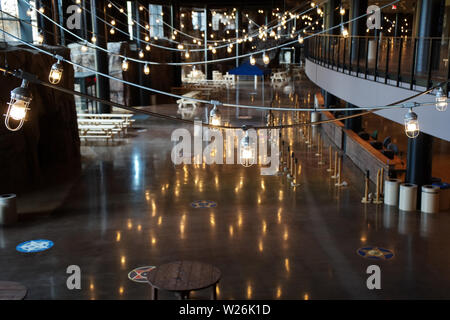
[145,44,151,51]
[250,56,256,65]
[209,105,221,126]
[341,27,349,38]
[404,108,420,138]
[81,43,88,52]
[298,35,304,44]
[263,52,269,65]
[139,50,144,58]
[37,31,44,44]
[5,79,32,131]
[122,59,129,71]
[48,58,63,84]
[91,35,97,43]
[144,63,150,75]
[184,50,190,59]
[110,28,115,35]
[435,87,448,112]
[340,6,346,15]
[240,129,254,167]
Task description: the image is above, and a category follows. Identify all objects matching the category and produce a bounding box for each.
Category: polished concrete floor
[2,81,450,300]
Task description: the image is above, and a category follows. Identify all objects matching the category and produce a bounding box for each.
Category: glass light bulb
[144,64,150,75]
[122,60,129,71]
[9,100,27,120]
[139,50,144,58]
[436,88,448,112]
[91,36,97,43]
[146,44,151,51]
[263,54,269,65]
[250,56,256,65]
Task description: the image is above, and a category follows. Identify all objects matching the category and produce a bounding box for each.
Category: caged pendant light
[5,79,33,131]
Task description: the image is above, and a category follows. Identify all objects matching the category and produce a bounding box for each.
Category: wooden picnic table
[147,261,221,300]
[0,281,27,300]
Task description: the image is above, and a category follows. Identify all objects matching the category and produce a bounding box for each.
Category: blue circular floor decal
[357,247,394,260]
[128,266,155,283]
[16,240,54,253]
[191,200,217,208]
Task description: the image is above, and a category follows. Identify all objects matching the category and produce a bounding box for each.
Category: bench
[176,91,200,111]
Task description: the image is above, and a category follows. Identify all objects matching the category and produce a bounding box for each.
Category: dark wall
[0,46,80,194]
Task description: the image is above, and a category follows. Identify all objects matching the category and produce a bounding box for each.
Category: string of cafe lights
[21,0,397,68]
[3,0,447,137]
[109,0,318,47]
[16,4,319,67]
[80,0,323,53]
[2,65,445,134]
[1,3,409,111]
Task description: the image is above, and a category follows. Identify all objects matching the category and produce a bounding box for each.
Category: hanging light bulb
[404,108,420,138]
[227,46,232,53]
[49,59,63,84]
[91,35,97,43]
[111,20,116,26]
[39,7,44,13]
[340,7,346,15]
[107,3,112,8]
[119,8,124,13]
[110,28,115,35]
[250,56,256,65]
[298,35,304,44]
[122,59,129,71]
[212,48,217,54]
[184,50,190,58]
[81,42,88,52]
[342,27,349,38]
[177,44,184,50]
[144,64,150,75]
[145,44,151,51]
[5,80,32,131]
[311,2,316,8]
[27,7,33,16]
[240,128,255,167]
[263,52,269,65]
[37,31,44,44]
[139,50,144,58]
[435,87,448,112]
[145,35,150,41]
[209,105,221,126]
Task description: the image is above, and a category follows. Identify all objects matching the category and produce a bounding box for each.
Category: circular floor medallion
[357,247,394,260]
[16,239,54,253]
[191,200,217,208]
[128,266,156,283]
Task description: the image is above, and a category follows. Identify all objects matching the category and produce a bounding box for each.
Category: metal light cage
[209,105,221,126]
[435,87,448,112]
[239,130,256,167]
[404,109,420,139]
[5,80,32,132]
[48,60,63,84]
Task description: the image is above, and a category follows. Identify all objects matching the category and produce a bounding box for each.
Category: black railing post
[349,37,353,74]
[356,37,361,77]
[343,37,347,71]
[396,37,403,87]
[410,38,417,90]
[332,37,335,68]
[337,37,341,69]
[385,38,390,84]
[374,36,380,81]
[365,37,369,79]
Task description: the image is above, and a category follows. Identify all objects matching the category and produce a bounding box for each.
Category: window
[192,11,205,31]
[0,0,38,44]
[149,4,163,38]
[0,0,21,42]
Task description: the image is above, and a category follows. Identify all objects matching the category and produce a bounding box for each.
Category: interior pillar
[90,0,111,113]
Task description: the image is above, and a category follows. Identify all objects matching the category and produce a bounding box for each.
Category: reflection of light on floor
[283,228,289,241]
[258,239,263,252]
[247,284,252,299]
[210,213,215,227]
[127,219,132,230]
[229,225,234,237]
[276,286,282,298]
[285,258,290,273]
[116,231,121,242]
[90,283,94,291]
[304,293,309,300]
[277,208,282,224]
[120,256,126,266]
[119,286,124,295]
[158,216,162,225]
[262,221,267,235]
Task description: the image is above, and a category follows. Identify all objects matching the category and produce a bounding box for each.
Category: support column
[344,102,362,132]
[91,0,111,113]
[235,8,242,67]
[205,6,213,80]
[171,3,182,87]
[406,132,433,205]
[415,0,444,75]
[36,0,56,45]
[324,91,336,108]
[18,0,33,42]
[133,1,146,106]
[350,0,368,63]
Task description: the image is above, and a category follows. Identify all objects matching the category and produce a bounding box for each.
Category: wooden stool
[147,261,221,300]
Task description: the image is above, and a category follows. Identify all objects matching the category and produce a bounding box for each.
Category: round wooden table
[147,261,221,300]
[0,281,27,300]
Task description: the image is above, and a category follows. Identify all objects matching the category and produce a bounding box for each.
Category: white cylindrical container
[384,178,401,206]
[0,194,17,225]
[399,183,417,212]
[311,112,320,127]
[421,185,440,214]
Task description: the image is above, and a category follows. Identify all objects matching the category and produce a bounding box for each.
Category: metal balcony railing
[305,34,450,93]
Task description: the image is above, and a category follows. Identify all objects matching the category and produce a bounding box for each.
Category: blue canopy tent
[228,63,269,118]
